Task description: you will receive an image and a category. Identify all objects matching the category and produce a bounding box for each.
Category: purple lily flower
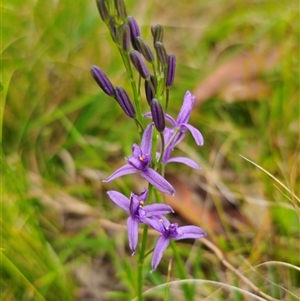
[165,91,204,146]
[103,123,175,195]
[107,189,174,254]
[148,216,206,271]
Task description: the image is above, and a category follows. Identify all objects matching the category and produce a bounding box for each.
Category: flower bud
[129,50,150,79]
[151,98,165,132]
[166,54,176,87]
[90,65,115,96]
[127,16,141,51]
[114,0,127,20]
[109,18,118,42]
[144,75,157,106]
[136,37,154,62]
[151,24,164,44]
[96,0,109,22]
[154,42,168,67]
[114,86,136,118]
[120,23,131,52]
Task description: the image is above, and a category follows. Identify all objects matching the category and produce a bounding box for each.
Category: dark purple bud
[136,37,154,62]
[129,50,150,79]
[166,54,176,87]
[151,24,164,45]
[114,0,127,20]
[127,16,141,51]
[151,98,165,132]
[96,0,109,22]
[114,86,136,118]
[109,18,118,42]
[120,23,131,52]
[145,75,157,106]
[90,65,115,96]
[154,42,168,67]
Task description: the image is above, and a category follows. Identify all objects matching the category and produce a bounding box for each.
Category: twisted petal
[181,123,204,146]
[141,168,175,195]
[166,156,200,169]
[143,204,174,217]
[151,236,170,272]
[107,191,130,213]
[173,225,206,241]
[103,164,138,182]
[176,91,195,124]
[141,123,154,155]
[165,114,177,127]
[127,217,139,255]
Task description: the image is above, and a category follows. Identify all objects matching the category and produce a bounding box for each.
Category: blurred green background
[2,0,299,300]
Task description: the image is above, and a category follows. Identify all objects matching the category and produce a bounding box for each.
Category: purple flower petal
[176,91,195,124]
[127,156,145,170]
[165,114,177,127]
[151,236,170,272]
[132,143,142,157]
[103,164,138,182]
[127,217,139,254]
[173,225,206,241]
[143,112,152,119]
[181,123,204,146]
[166,156,200,169]
[143,204,174,217]
[107,191,130,213]
[140,123,154,155]
[141,168,175,195]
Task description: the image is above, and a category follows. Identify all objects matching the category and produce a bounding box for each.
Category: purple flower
[148,216,206,271]
[165,91,204,146]
[107,189,174,254]
[103,123,175,195]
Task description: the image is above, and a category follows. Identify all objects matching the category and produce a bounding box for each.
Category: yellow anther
[139,155,144,161]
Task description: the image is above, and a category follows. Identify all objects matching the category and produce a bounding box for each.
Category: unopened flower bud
[127,16,141,51]
[151,98,165,132]
[155,42,168,67]
[90,65,115,96]
[114,0,127,20]
[136,37,154,62]
[120,23,131,52]
[166,54,176,87]
[151,24,164,44]
[130,50,150,79]
[96,0,109,22]
[145,75,157,106]
[109,18,118,42]
[114,86,136,118]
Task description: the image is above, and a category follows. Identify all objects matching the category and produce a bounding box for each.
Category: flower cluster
[92,0,206,271]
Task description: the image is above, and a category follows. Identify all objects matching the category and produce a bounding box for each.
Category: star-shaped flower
[107,189,174,254]
[147,216,206,271]
[103,123,175,195]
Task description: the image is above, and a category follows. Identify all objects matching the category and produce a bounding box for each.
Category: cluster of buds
[91,0,206,271]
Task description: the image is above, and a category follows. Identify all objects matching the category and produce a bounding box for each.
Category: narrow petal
[132,143,142,157]
[176,91,195,124]
[165,114,177,127]
[143,112,152,119]
[141,168,175,195]
[127,217,139,254]
[143,204,174,217]
[151,236,170,271]
[107,191,130,213]
[142,216,165,232]
[141,123,154,155]
[103,164,138,182]
[181,124,204,146]
[166,156,200,169]
[173,225,206,241]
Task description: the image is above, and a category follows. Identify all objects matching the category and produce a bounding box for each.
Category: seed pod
[129,50,150,79]
[166,54,176,87]
[151,98,165,132]
[127,16,141,51]
[96,0,109,22]
[151,24,164,44]
[144,75,157,106]
[136,37,154,62]
[114,86,136,118]
[90,65,115,96]
[120,23,131,52]
[114,0,127,20]
[154,42,168,67]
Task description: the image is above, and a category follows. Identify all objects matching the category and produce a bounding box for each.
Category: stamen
[139,155,144,161]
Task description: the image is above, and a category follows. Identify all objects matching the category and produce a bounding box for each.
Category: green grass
[2,0,299,300]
